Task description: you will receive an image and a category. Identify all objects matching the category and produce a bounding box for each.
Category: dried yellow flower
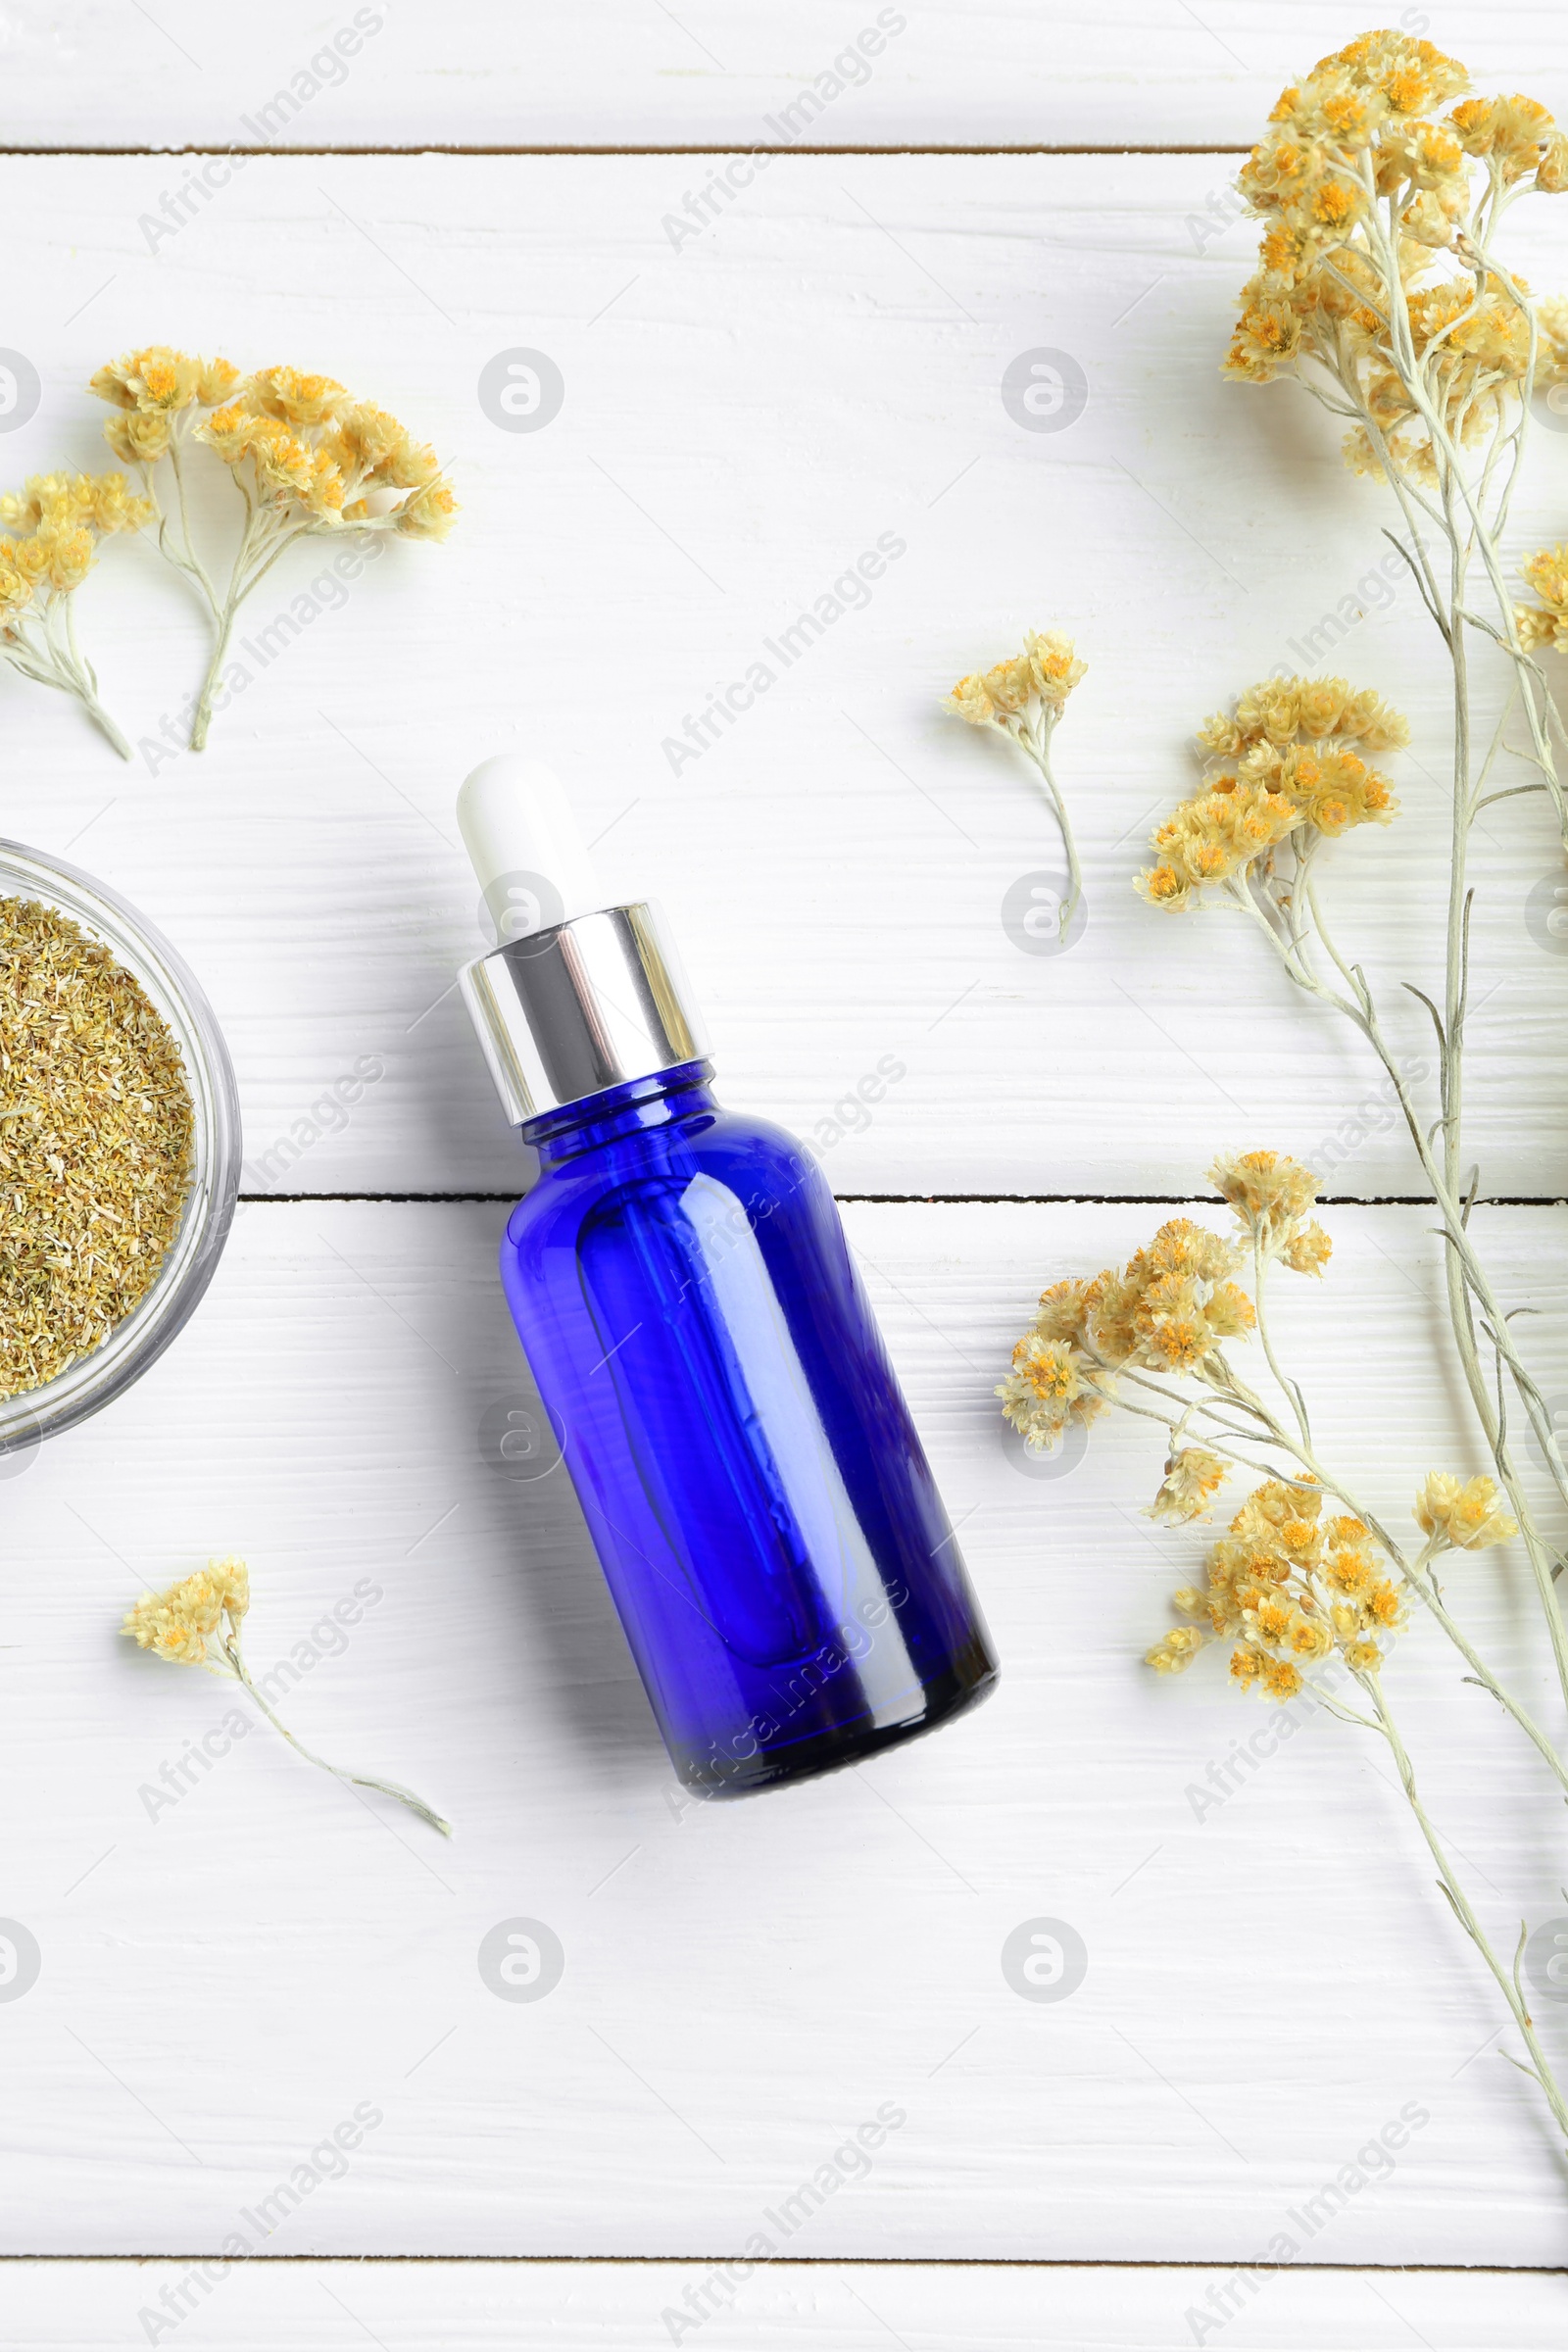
[249,366,349,427]
[943,671,994,726]
[1147,1626,1207,1675]
[1209,1148,1323,1245]
[395,478,461,542]
[1413,1472,1519,1551]
[1025,628,1087,705]
[1149,1446,1229,1525]
[996,1331,1106,1452]
[89,345,209,416]
[1281,1220,1333,1276]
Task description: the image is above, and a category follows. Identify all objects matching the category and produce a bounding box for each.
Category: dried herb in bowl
[0,895,193,1396]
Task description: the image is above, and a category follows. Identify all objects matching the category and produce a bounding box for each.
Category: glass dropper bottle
[458,757,999,1795]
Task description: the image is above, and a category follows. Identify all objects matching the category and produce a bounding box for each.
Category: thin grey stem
[223,1642,451,1838]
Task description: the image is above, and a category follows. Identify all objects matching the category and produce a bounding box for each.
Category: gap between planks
[0,2255,1558,2274]
[0,143,1253,159]
[236,1192,1568,1207]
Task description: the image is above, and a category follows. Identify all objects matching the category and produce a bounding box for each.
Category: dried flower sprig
[88,346,458,752]
[1019,25,1568,2173]
[1142,657,1568,1754]
[943,629,1087,938]
[122,1558,451,1837]
[1219,43,1568,1676]
[1002,1155,1568,2147]
[1226,31,1561,468]
[0,469,153,757]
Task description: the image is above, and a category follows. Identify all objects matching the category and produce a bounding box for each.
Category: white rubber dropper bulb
[458,756,604,944]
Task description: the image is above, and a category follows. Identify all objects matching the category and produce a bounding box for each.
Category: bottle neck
[524,1058,716,1169]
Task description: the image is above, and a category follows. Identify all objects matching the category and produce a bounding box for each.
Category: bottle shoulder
[506,1100,828,1249]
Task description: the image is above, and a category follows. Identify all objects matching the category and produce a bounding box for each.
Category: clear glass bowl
[0,840,241,1463]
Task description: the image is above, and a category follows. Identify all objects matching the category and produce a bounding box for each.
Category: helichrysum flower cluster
[90,349,455,535]
[194,368,457,536]
[0,469,154,757]
[943,629,1088,941]
[1224,31,1566,486]
[999,1152,1328,1501]
[1149,1470,1521,1698]
[122,1555,250,1666]
[0,468,152,596]
[944,629,1087,726]
[998,1217,1255,1454]
[1138,674,1406,909]
[90,347,244,456]
[1147,1481,1406,1697]
[1208,1146,1334,1272]
[122,1556,449,1837]
[87,344,458,751]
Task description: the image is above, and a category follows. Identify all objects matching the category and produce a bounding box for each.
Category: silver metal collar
[460,901,709,1125]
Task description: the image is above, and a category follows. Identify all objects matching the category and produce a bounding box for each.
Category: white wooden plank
[3,153,1567,1197]
[9,2,1568,152]
[0,2255,1565,2349]
[3,1198,1568,2259]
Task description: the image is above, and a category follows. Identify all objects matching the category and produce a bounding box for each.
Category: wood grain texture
[3,153,1568,1197]
[1,2255,1565,2348]
[3,1199,1567,2260]
[6,64,1568,2294]
[6,2,1568,152]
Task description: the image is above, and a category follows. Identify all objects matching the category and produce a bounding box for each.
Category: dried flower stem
[1360,1670,1568,2147]
[1,597,131,760]
[220,1642,452,1838]
[1294,1653,1568,2145]
[135,435,363,751]
[1220,858,1568,1719]
[186,491,318,750]
[1004,699,1083,941]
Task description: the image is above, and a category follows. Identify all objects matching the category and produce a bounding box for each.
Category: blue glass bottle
[458,760,998,1795]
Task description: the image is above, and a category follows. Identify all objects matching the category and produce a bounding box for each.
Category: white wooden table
[5,6,1568,2343]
